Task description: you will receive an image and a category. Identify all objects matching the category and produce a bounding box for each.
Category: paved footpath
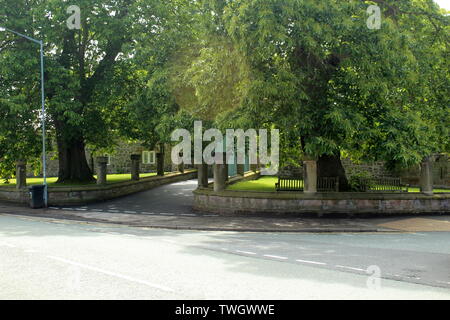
[1,179,450,233]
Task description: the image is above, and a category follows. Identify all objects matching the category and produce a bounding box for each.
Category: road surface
[0,214,449,299]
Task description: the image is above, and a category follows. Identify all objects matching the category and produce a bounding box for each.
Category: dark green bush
[349,171,373,192]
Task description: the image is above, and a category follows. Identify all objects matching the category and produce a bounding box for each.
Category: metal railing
[317,177,339,192]
[361,177,408,192]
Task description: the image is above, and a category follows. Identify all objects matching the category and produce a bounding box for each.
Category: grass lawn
[0,172,161,188]
[228,176,450,193]
[228,176,279,192]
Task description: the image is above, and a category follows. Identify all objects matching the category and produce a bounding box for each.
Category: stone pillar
[250,155,260,173]
[223,152,230,182]
[96,157,108,185]
[197,163,209,188]
[214,163,226,192]
[224,164,229,182]
[303,159,317,194]
[15,160,27,190]
[420,156,433,195]
[178,153,185,173]
[156,153,164,176]
[131,154,141,181]
[237,164,245,176]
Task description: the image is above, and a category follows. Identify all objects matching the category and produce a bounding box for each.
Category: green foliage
[348,171,374,192]
[228,176,278,192]
[0,0,186,180]
[0,0,45,177]
[118,0,200,148]
[1,0,448,179]
[172,0,449,168]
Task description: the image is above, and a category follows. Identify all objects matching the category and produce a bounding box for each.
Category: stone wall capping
[194,189,450,199]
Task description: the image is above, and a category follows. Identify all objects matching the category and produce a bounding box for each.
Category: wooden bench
[362,177,409,192]
[275,176,304,191]
[275,176,407,192]
[275,176,339,192]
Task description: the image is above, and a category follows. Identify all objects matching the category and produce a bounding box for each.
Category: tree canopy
[167,0,449,189]
[1,0,184,182]
[0,0,448,184]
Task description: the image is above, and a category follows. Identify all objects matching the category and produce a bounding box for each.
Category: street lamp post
[0,27,47,207]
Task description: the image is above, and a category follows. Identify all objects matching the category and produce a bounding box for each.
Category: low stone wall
[0,188,30,204]
[193,189,450,216]
[0,170,197,206]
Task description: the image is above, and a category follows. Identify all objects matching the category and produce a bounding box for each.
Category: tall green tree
[0,0,47,179]
[120,0,198,161]
[1,0,174,183]
[173,0,449,189]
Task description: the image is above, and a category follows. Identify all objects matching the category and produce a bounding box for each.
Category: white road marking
[0,242,17,248]
[263,254,288,260]
[75,208,87,211]
[295,259,327,266]
[124,211,137,214]
[436,280,450,285]
[48,207,60,210]
[46,255,174,293]
[62,208,74,211]
[236,250,257,255]
[404,275,421,280]
[180,214,197,217]
[162,239,177,244]
[336,265,365,272]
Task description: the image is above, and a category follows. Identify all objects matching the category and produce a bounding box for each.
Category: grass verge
[0,172,161,188]
[227,176,450,193]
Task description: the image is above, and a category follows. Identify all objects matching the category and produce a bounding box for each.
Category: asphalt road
[0,214,449,299]
[49,180,205,217]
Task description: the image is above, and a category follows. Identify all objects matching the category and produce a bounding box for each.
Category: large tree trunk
[156,143,165,176]
[56,135,95,184]
[317,153,350,191]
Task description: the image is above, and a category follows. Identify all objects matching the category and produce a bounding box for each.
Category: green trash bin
[29,185,45,209]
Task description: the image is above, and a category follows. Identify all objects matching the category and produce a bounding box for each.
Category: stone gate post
[197,163,209,188]
[131,154,141,181]
[420,156,433,196]
[15,160,27,190]
[96,157,108,185]
[303,157,317,194]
